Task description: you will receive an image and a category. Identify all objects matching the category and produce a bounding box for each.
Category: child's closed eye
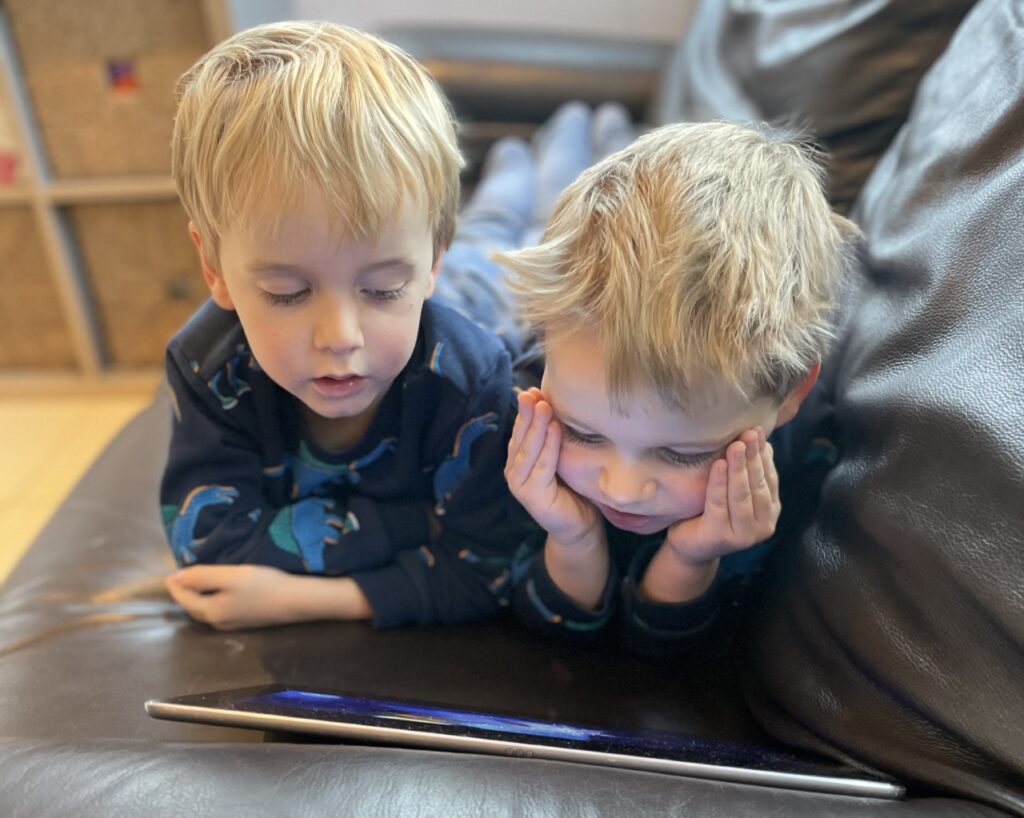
[363,284,408,302]
[561,424,604,446]
[261,288,310,306]
[658,448,719,469]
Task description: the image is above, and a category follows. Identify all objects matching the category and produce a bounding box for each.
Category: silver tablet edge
[145,699,905,799]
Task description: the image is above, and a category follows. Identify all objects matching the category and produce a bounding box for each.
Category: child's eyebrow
[247,258,415,276]
[667,432,739,451]
[359,258,415,274]
[248,262,312,276]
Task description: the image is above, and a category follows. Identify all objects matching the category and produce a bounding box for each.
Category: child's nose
[314,296,363,354]
[598,457,656,508]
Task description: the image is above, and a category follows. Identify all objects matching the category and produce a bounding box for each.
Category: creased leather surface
[0,738,1008,818]
[653,0,975,212]
[746,1,1024,815]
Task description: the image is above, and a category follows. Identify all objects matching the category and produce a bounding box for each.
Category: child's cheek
[554,444,600,504]
[662,468,713,521]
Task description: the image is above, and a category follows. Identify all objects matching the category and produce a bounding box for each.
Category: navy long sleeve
[161,299,529,628]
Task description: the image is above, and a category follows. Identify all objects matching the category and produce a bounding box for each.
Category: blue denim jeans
[434,102,636,360]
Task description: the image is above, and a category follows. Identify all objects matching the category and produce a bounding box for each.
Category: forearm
[544,527,610,611]
[279,574,373,622]
[165,564,374,630]
[639,545,719,605]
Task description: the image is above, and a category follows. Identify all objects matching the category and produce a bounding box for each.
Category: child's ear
[424,244,446,300]
[189,222,233,310]
[774,361,821,427]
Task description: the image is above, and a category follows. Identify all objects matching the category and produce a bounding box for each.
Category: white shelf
[47,176,178,205]
[0,185,31,206]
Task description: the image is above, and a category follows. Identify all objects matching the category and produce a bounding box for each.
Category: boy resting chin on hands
[499,120,856,655]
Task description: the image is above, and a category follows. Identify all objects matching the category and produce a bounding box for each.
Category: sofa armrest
[382,26,671,124]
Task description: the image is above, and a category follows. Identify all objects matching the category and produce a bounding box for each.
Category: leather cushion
[745,1,1024,814]
[653,0,975,211]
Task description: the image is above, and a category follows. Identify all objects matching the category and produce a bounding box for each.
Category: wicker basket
[0,207,77,368]
[5,0,209,178]
[0,81,24,189]
[68,200,206,367]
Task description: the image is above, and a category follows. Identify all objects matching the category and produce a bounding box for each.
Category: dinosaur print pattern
[268,498,360,573]
[428,342,444,374]
[162,484,240,565]
[433,413,498,516]
[287,437,397,498]
[206,344,257,410]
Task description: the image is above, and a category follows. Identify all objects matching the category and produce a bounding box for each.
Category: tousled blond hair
[498,121,858,408]
[172,21,463,262]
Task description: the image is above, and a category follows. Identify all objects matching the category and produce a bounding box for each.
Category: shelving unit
[0,0,234,393]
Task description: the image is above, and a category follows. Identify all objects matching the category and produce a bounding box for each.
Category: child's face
[541,328,792,536]
[195,195,438,427]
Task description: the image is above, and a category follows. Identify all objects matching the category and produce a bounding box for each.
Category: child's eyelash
[262,289,309,306]
[366,285,407,302]
[660,449,718,468]
[562,423,718,468]
[260,285,407,306]
[561,424,603,445]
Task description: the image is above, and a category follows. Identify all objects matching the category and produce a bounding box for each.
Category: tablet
[145,684,904,799]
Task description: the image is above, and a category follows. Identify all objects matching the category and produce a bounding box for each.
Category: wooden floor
[0,393,152,583]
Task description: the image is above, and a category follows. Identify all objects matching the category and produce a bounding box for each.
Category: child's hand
[165,565,304,630]
[665,427,780,567]
[641,428,779,605]
[505,388,601,546]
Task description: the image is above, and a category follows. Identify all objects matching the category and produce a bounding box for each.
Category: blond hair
[172,21,463,261]
[498,121,858,408]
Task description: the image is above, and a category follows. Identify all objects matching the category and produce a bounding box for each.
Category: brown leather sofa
[2,1,1022,815]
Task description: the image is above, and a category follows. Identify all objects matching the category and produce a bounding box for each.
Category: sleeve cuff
[519,551,618,635]
[351,561,425,629]
[621,543,722,638]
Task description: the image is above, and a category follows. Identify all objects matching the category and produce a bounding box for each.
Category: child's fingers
[530,418,561,484]
[507,407,530,461]
[746,429,773,523]
[726,437,755,535]
[506,399,554,486]
[164,574,214,623]
[761,429,779,503]
[167,564,234,593]
[509,392,537,450]
[702,457,730,528]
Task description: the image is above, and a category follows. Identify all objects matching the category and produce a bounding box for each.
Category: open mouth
[313,374,367,398]
[598,504,653,530]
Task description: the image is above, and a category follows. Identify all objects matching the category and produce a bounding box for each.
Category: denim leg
[456,136,535,252]
[523,101,594,247]
[434,137,536,357]
[592,101,637,161]
[433,102,617,358]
